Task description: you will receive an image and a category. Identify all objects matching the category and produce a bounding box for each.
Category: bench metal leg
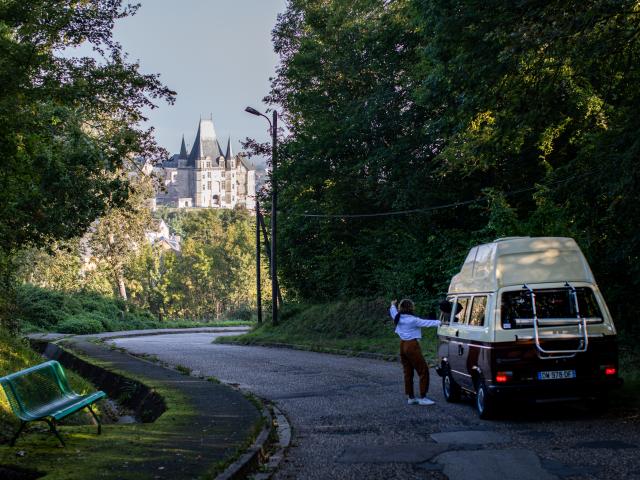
[45,419,65,447]
[10,421,27,447]
[86,404,101,435]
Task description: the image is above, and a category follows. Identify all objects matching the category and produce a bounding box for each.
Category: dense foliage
[128,209,268,320]
[0,0,173,328]
[14,284,156,333]
[267,0,640,334]
[16,208,268,324]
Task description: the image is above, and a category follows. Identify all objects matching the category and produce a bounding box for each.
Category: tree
[266,0,640,337]
[0,1,173,327]
[87,173,154,301]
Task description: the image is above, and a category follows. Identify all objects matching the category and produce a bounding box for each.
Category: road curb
[90,327,250,341]
[31,336,270,479]
[216,403,274,480]
[94,336,290,480]
[27,327,251,344]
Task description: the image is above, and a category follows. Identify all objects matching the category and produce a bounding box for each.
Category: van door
[437,298,456,368]
[449,296,472,389]
[463,295,490,389]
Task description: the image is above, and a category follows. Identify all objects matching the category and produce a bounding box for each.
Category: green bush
[15,285,68,328]
[14,284,161,333]
[57,313,106,334]
[229,306,254,322]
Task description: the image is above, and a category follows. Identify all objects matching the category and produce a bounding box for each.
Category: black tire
[476,381,497,419]
[442,369,461,403]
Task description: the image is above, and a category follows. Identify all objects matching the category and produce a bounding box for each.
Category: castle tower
[188,119,222,207]
[153,116,257,210]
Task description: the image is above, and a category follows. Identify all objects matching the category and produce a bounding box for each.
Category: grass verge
[613,339,640,408]
[0,330,100,443]
[215,298,440,363]
[0,334,261,479]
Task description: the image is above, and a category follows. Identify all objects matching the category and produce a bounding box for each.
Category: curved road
[110,332,639,480]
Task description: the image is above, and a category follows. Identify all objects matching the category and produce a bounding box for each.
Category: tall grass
[14,284,252,334]
[216,298,440,361]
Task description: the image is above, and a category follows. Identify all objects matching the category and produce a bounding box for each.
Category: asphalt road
[110,332,640,480]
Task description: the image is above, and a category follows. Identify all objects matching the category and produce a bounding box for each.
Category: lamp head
[245,106,262,116]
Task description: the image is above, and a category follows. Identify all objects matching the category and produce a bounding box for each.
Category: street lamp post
[255,196,262,324]
[245,106,278,326]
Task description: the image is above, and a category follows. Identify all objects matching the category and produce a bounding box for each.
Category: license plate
[537,370,576,380]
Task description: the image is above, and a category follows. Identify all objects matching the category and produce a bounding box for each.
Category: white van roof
[448,237,596,293]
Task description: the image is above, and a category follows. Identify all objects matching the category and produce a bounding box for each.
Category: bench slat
[52,391,106,421]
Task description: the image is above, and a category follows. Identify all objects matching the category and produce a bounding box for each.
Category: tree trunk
[117,273,128,301]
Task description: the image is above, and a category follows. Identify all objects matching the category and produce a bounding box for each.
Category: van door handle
[458,344,464,356]
[455,330,459,337]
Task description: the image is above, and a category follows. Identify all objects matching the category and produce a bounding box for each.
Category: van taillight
[496,371,512,383]
[604,367,617,376]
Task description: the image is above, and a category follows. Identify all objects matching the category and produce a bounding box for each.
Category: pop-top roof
[448,237,596,293]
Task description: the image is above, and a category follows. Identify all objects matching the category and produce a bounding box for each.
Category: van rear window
[501,287,603,329]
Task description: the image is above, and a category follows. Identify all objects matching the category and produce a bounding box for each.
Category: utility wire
[277,167,599,219]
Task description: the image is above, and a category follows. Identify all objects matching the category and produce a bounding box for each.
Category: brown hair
[398,299,415,313]
[394,298,415,326]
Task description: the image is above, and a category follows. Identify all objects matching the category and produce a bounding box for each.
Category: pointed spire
[179,135,188,159]
[225,137,233,160]
[188,118,222,166]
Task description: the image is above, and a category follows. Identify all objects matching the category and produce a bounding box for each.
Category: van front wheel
[476,382,497,419]
[443,371,461,402]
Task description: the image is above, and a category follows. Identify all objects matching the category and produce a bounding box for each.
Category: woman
[390,299,441,405]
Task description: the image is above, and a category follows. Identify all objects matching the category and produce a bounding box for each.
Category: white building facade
[155,118,256,210]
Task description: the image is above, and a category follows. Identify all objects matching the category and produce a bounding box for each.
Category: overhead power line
[279,168,598,219]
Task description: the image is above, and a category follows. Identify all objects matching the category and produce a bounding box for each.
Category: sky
[112,0,287,161]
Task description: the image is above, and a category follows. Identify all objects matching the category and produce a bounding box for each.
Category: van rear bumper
[487,377,623,400]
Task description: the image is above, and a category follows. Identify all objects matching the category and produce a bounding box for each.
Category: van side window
[469,296,487,326]
[453,297,470,324]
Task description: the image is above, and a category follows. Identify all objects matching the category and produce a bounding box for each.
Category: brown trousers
[400,339,429,398]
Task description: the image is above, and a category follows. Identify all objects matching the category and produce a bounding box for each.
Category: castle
[154,118,256,210]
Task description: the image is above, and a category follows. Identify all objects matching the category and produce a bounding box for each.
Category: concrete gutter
[29,333,277,479]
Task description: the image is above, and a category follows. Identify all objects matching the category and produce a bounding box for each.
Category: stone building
[154,118,256,209]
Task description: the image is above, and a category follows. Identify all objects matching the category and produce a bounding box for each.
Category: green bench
[0,360,106,446]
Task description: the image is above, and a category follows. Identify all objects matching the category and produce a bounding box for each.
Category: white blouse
[389,305,441,340]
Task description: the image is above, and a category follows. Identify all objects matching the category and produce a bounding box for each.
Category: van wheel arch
[471,367,482,390]
[441,362,461,402]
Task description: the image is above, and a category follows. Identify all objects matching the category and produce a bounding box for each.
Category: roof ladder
[523,283,589,360]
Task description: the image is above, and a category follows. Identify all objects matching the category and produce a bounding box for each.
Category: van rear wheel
[442,370,461,402]
[476,382,497,419]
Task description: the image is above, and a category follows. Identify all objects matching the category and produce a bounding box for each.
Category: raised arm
[389,303,398,320]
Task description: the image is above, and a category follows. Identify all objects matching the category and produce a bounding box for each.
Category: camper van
[435,237,622,418]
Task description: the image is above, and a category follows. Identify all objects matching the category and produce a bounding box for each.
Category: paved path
[35,335,261,480]
[111,332,640,480]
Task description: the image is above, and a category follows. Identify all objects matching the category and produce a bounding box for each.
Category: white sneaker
[407,397,419,405]
[417,397,435,406]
